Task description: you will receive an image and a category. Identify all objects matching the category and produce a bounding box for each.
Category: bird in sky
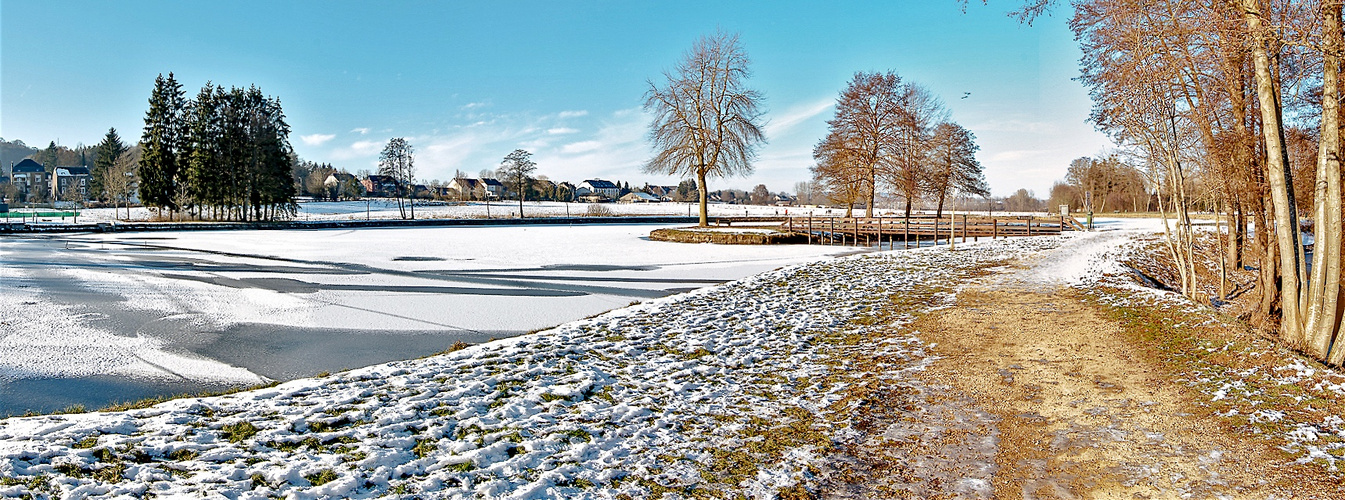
[961,92,972,99]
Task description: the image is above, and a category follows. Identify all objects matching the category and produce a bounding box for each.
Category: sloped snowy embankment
[0,235,1080,499]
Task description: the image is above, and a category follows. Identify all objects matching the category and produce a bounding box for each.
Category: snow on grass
[0,230,1036,499]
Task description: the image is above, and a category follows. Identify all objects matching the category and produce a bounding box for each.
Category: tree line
[810,71,988,218]
[1022,0,1345,366]
[139,73,297,221]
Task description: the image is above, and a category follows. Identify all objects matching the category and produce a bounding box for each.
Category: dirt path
[903,287,1305,499]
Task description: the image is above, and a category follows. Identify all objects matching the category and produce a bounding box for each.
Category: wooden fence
[778,213,1083,247]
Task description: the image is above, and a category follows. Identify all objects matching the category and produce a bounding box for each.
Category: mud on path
[900,287,1324,499]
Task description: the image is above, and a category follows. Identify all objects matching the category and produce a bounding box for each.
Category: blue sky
[1,1,1111,197]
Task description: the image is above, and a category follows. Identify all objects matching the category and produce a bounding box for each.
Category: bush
[585,204,614,217]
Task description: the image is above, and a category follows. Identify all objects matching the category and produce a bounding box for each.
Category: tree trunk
[697,170,709,227]
[1242,0,1306,347]
[1312,0,1345,364]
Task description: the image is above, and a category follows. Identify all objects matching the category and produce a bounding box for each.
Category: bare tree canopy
[497,149,537,218]
[378,137,415,220]
[926,122,988,217]
[1056,0,1345,366]
[644,30,766,226]
[812,71,948,217]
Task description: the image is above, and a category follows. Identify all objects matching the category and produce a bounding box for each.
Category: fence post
[1026,216,1032,237]
[830,216,835,245]
[877,215,883,250]
[808,217,813,244]
[961,214,967,243]
[993,219,998,239]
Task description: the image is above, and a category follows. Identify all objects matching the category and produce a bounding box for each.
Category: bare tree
[101,146,138,220]
[812,133,867,217]
[926,122,987,217]
[644,30,766,227]
[497,149,537,218]
[378,138,415,219]
[818,71,906,214]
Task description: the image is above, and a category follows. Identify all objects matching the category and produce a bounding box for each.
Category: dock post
[877,215,883,250]
[904,214,910,249]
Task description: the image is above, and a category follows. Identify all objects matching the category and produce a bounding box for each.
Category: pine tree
[92,128,127,202]
[139,73,186,213]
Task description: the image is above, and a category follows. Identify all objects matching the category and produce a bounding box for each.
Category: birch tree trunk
[1240,0,1306,347]
[1311,0,1345,364]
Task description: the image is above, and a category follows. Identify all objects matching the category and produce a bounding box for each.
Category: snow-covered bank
[0,230,1081,498]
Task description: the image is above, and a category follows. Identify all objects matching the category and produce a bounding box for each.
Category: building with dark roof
[52,166,93,200]
[577,179,620,200]
[10,159,49,201]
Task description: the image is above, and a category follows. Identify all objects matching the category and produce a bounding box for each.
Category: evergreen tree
[92,128,127,201]
[139,73,186,213]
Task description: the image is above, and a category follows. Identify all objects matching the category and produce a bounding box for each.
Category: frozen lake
[0,223,861,416]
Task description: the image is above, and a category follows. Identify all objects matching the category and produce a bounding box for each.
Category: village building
[10,159,49,201]
[51,166,93,201]
[482,178,504,199]
[576,179,620,200]
[361,175,399,197]
[618,192,660,203]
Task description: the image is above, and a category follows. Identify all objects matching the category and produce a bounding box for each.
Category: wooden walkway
[777,214,1086,247]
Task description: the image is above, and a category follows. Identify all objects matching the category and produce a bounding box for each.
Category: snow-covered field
[0,224,859,416]
[0,221,1164,499]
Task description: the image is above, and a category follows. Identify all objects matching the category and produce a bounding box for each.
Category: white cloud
[299,133,336,146]
[764,98,833,138]
[561,140,602,154]
[351,127,370,135]
[557,110,588,119]
[547,127,579,135]
[535,108,652,181]
[461,102,489,110]
[329,139,386,161]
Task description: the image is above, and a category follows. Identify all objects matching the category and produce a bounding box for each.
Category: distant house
[361,175,399,197]
[51,166,93,201]
[642,184,679,201]
[556,181,577,201]
[11,159,49,200]
[447,178,482,200]
[324,172,361,200]
[482,178,504,199]
[619,192,660,203]
[576,179,620,200]
[774,194,795,206]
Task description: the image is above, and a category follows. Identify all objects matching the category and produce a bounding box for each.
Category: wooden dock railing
[777,213,1084,247]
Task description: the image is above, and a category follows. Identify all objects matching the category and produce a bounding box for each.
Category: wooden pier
[774,213,1086,247]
